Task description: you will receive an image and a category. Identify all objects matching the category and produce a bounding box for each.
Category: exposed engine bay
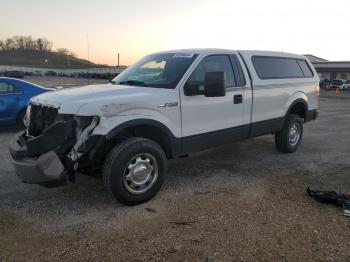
[10,102,103,186]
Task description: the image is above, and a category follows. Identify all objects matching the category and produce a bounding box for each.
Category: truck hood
[30,84,178,116]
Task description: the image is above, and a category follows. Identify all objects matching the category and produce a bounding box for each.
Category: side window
[252,56,308,79]
[8,84,15,93]
[0,82,22,94]
[230,55,246,86]
[0,82,9,93]
[188,55,236,88]
[297,60,314,77]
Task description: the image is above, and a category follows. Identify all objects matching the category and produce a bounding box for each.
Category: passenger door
[180,54,247,152]
[0,81,23,124]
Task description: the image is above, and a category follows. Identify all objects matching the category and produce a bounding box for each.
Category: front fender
[92,108,181,138]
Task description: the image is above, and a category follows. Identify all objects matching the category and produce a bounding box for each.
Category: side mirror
[184,81,203,96]
[203,71,226,97]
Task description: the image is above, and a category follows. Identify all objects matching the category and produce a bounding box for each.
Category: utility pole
[87,35,90,84]
[117,53,120,67]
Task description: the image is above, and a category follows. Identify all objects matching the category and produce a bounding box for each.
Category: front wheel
[102,137,167,205]
[275,114,303,153]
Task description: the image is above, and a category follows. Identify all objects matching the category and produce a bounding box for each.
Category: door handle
[233,94,243,104]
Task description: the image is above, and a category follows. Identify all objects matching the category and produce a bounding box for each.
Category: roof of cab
[154,48,307,60]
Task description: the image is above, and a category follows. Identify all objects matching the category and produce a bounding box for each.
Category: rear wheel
[275,114,303,153]
[102,137,167,205]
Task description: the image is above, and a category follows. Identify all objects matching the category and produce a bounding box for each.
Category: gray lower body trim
[180,117,287,155]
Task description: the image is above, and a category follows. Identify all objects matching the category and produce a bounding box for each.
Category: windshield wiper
[118,80,148,86]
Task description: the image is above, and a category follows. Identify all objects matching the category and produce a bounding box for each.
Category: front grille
[27,104,59,136]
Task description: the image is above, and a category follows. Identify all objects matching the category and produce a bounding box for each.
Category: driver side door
[180,54,246,152]
[0,81,22,124]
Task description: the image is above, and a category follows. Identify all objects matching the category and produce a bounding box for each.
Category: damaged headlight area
[9,103,101,186]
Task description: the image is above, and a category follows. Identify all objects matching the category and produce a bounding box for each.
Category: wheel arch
[285,96,308,120]
[105,119,181,158]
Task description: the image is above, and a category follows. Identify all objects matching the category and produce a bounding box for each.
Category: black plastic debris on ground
[307,187,350,217]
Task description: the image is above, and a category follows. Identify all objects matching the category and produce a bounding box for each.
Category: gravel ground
[0,89,350,261]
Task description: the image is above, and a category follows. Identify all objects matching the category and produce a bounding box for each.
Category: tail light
[315,84,320,101]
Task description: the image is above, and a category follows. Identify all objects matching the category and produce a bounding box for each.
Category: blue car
[0,77,52,126]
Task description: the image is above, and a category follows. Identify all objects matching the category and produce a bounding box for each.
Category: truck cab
[9,49,319,205]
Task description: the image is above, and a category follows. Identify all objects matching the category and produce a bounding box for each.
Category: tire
[275,114,303,153]
[17,109,26,128]
[102,137,167,205]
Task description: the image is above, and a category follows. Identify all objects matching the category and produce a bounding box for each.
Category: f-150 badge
[158,102,178,108]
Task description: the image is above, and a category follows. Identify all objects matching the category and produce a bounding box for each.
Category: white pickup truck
[9,49,319,205]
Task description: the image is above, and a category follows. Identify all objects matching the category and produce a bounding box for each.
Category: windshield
[112,53,198,89]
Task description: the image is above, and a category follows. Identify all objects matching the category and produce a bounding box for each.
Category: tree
[57,48,70,56]
[5,38,15,50]
[37,38,43,51]
[12,36,24,50]
[41,38,52,52]
[0,40,5,51]
[23,36,36,50]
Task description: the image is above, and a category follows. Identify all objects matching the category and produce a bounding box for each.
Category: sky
[1,0,350,66]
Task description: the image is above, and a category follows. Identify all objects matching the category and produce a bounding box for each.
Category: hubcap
[123,153,158,194]
[288,123,301,146]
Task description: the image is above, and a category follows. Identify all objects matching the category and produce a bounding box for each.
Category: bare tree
[0,40,5,51]
[23,36,36,50]
[37,38,43,51]
[5,38,15,51]
[0,36,55,52]
[41,38,52,52]
[12,36,24,50]
[57,48,70,55]
[70,51,77,58]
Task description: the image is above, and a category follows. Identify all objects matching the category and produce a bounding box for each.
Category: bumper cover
[9,131,66,185]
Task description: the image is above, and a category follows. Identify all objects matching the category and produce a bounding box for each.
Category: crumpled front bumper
[9,130,67,186]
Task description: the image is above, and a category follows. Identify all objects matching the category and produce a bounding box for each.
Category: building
[305,54,350,81]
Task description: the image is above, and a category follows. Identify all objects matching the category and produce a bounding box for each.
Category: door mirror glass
[204,71,226,97]
[184,81,203,96]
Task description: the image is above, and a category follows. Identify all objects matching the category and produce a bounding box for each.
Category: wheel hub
[133,165,149,181]
[288,123,300,146]
[123,154,158,194]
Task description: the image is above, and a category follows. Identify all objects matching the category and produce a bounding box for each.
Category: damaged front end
[9,103,100,187]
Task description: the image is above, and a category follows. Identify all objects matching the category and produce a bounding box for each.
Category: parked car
[1,71,25,79]
[345,80,350,90]
[329,79,347,90]
[9,49,319,205]
[320,78,330,89]
[33,71,44,77]
[0,77,52,126]
[45,70,58,77]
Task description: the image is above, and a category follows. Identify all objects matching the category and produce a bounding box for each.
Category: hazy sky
[1,0,349,65]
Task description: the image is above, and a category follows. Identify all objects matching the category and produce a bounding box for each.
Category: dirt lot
[0,89,350,261]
